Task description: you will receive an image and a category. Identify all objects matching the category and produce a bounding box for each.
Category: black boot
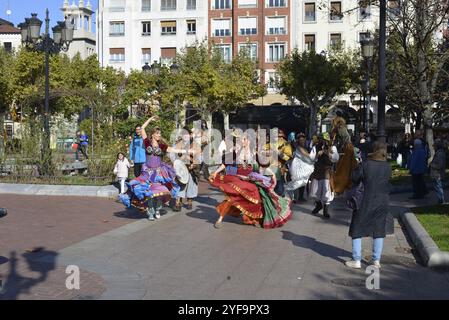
[312,201,323,214]
[323,204,330,219]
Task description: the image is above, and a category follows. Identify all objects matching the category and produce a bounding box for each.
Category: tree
[277,49,353,138]
[383,0,449,161]
[0,48,14,159]
[175,41,266,124]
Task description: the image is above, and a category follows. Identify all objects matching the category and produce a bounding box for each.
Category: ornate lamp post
[360,33,374,134]
[19,10,73,175]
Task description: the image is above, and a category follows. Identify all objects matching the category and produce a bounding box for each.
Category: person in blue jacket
[408,139,428,199]
[129,125,146,178]
[75,131,89,161]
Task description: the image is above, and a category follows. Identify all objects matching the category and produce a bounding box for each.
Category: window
[142,0,151,11]
[330,2,342,21]
[304,34,315,51]
[3,42,12,53]
[142,21,151,36]
[187,0,196,10]
[212,0,231,9]
[142,48,151,64]
[161,21,177,35]
[359,2,371,20]
[217,44,232,63]
[330,33,341,48]
[304,3,316,22]
[359,32,371,42]
[238,0,257,8]
[110,48,125,62]
[266,0,286,8]
[266,17,286,35]
[161,0,176,10]
[212,19,231,37]
[238,43,257,61]
[238,17,257,35]
[268,43,285,62]
[110,0,125,12]
[187,20,196,34]
[109,21,125,36]
[161,47,176,65]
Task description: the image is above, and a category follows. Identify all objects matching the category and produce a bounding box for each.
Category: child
[114,152,131,194]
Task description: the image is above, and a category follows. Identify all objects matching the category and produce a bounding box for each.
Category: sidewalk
[0,183,118,198]
[1,183,447,299]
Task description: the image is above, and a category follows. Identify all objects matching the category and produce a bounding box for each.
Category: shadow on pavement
[0,249,58,300]
[281,231,350,263]
[195,196,219,207]
[113,207,146,220]
[186,204,244,227]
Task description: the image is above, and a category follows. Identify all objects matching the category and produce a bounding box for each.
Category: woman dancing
[120,115,191,220]
[209,133,292,229]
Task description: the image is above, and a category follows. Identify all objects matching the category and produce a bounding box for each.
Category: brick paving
[0,194,135,300]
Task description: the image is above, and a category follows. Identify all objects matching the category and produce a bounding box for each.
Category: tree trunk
[308,105,318,140]
[415,110,422,131]
[0,110,4,160]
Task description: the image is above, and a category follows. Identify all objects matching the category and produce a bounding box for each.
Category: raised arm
[141,115,159,140]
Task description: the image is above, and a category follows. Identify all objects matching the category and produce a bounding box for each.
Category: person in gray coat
[345,141,392,269]
[430,139,446,204]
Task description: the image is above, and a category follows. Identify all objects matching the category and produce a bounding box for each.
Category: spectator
[75,131,89,161]
[398,133,413,169]
[408,139,428,199]
[129,125,146,178]
[355,131,370,161]
[345,141,391,269]
[430,139,446,204]
[113,152,130,194]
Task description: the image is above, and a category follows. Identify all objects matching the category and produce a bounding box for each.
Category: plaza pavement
[1,183,449,300]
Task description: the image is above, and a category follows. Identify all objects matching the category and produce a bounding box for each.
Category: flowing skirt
[119,162,180,211]
[210,172,292,228]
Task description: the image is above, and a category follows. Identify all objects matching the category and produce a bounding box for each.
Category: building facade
[61,0,96,60]
[97,0,209,73]
[0,18,21,53]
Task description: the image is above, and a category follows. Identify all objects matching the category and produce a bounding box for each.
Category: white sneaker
[371,260,381,268]
[155,212,161,219]
[345,260,362,269]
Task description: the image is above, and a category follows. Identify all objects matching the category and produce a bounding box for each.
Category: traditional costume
[284,146,315,199]
[210,151,292,228]
[119,138,180,219]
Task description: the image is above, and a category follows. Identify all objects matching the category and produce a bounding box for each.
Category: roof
[0,18,20,34]
[0,24,20,34]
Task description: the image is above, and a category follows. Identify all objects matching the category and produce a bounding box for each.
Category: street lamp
[19,9,73,175]
[377,0,388,143]
[361,33,374,134]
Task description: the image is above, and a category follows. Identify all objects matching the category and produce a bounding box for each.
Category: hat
[320,132,331,141]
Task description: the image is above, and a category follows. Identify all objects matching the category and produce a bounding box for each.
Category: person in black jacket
[345,141,392,269]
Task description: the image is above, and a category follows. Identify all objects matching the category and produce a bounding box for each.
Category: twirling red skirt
[210,174,263,226]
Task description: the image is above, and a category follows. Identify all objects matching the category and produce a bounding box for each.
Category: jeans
[434,177,445,203]
[147,198,163,218]
[352,238,384,262]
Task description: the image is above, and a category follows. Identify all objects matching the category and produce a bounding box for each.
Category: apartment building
[97,0,209,73]
[292,1,379,54]
[208,0,290,94]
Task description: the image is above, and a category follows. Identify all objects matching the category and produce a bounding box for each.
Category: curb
[399,211,449,268]
[0,183,118,198]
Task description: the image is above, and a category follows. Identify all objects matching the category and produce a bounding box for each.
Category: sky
[0,0,97,29]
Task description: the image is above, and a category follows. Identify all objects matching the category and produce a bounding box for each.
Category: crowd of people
[112,113,447,270]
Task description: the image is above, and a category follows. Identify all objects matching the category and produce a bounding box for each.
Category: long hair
[148,126,168,145]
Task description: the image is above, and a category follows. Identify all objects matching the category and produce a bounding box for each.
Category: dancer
[209,133,292,229]
[284,134,314,200]
[119,115,191,220]
[171,127,200,211]
[309,132,339,219]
